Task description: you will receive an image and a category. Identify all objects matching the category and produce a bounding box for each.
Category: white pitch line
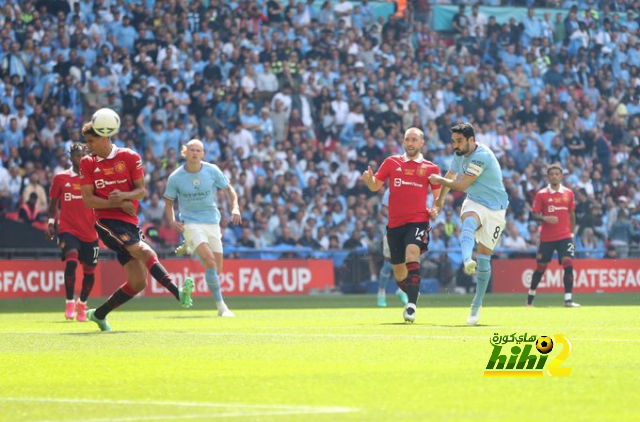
[0,398,358,422]
[1,331,640,342]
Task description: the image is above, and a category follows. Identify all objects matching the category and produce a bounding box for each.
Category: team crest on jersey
[120,233,130,242]
[417,168,427,177]
[115,161,127,173]
[193,179,201,187]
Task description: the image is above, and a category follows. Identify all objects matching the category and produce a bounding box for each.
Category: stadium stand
[1,0,639,290]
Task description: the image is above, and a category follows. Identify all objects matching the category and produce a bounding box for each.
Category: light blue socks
[471,254,491,309]
[205,268,223,302]
[378,261,392,292]
[460,218,478,262]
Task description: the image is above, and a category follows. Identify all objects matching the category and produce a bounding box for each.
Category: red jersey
[531,185,575,242]
[375,154,441,228]
[50,169,98,242]
[79,146,144,226]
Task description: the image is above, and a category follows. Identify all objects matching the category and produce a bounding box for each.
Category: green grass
[0,293,639,422]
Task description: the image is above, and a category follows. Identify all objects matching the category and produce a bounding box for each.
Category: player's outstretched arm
[362,166,384,192]
[429,171,476,193]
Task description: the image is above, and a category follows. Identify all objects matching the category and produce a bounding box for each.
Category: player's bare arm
[362,165,384,192]
[81,184,137,217]
[531,212,558,224]
[570,210,576,236]
[45,197,59,240]
[432,170,456,213]
[429,172,476,193]
[109,177,146,202]
[225,185,242,225]
[429,187,442,220]
[164,197,184,234]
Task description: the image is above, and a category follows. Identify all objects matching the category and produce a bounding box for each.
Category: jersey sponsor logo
[64,192,83,201]
[95,179,128,189]
[395,167,402,172]
[548,205,569,212]
[400,180,424,188]
[115,161,127,173]
[64,182,71,187]
[94,167,101,173]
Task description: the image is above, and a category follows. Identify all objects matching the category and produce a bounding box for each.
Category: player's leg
[59,233,80,320]
[63,250,79,320]
[76,241,99,322]
[202,223,234,316]
[387,228,408,288]
[560,239,580,307]
[127,241,194,308]
[467,209,505,325]
[377,236,392,307]
[460,211,482,275]
[467,243,492,325]
[88,258,147,332]
[527,242,553,306]
[193,240,232,316]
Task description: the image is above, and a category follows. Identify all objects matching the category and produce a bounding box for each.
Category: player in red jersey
[79,120,195,331]
[362,127,441,323]
[46,143,98,322]
[527,163,580,308]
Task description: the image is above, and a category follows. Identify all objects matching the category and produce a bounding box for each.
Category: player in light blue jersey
[429,123,508,325]
[164,139,242,317]
[376,189,409,307]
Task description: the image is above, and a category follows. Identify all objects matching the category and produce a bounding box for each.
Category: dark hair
[451,123,475,139]
[547,163,563,174]
[82,122,99,137]
[70,143,86,154]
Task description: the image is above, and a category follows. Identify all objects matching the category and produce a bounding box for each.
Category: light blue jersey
[165,162,229,224]
[450,143,509,211]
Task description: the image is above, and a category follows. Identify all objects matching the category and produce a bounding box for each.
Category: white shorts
[183,223,223,254]
[383,235,390,260]
[461,198,506,250]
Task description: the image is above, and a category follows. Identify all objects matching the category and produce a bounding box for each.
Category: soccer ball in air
[536,336,554,354]
[91,108,121,137]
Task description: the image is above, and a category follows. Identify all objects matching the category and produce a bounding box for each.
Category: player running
[429,123,509,325]
[527,163,580,308]
[79,121,194,331]
[376,189,409,308]
[164,139,241,317]
[362,127,441,323]
[46,143,98,322]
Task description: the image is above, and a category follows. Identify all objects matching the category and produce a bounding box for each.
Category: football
[536,336,554,354]
[91,108,121,137]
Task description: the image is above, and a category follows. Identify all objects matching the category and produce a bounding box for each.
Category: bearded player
[362,127,441,323]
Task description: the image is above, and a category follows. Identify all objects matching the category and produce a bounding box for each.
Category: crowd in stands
[0,0,640,276]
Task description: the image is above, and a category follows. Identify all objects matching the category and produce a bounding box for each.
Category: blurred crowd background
[1,0,640,288]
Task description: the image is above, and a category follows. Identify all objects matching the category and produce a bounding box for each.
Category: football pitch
[1,293,639,422]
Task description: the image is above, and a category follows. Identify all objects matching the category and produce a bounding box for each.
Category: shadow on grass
[2,293,639,313]
[61,331,138,336]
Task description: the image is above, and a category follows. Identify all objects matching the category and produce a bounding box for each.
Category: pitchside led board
[493,259,640,293]
[0,260,335,298]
